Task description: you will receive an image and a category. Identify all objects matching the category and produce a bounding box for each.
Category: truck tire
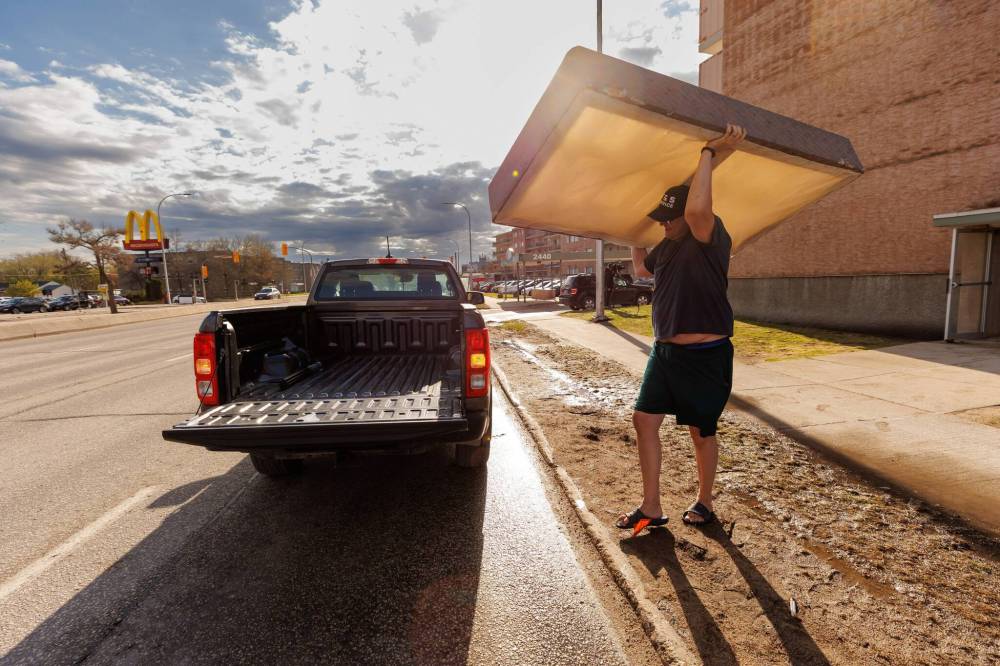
[250,453,304,477]
[582,295,596,310]
[636,294,650,306]
[454,423,492,468]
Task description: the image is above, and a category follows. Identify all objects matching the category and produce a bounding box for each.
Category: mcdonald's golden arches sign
[123,210,167,251]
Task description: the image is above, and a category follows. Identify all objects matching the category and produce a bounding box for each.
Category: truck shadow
[7,449,487,665]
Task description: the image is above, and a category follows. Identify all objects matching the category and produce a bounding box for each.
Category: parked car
[47,294,82,311]
[172,294,207,304]
[114,295,131,306]
[254,286,281,300]
[0,297,49,314]
[163,258,492,475]
[558,273,652,310]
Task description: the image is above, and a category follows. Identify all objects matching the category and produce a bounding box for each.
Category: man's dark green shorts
[634,339,734,437]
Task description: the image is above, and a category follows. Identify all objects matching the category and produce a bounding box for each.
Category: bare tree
[48,219,124,314]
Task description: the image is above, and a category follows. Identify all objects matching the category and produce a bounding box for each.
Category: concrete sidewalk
[492,307,1000,536]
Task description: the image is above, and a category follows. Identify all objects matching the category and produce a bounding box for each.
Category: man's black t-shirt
[644,216,734,340]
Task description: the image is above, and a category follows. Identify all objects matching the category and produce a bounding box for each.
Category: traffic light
[232,250,240,264]
[280,242,288,256]
[201,265,209,279]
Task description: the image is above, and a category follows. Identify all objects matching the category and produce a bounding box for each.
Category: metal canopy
[932,207,1000,228]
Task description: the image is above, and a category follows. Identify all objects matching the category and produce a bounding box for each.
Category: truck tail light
[193,332,219,406]
[465,328,490,398]
[570,288,578,295]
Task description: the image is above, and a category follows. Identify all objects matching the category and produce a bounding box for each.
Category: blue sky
[0,0,283,81]
[0,0,706,260]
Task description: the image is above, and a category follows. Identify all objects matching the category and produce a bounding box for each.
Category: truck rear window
[314,266,459,300]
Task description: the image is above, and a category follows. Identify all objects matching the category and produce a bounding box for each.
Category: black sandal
[616,507,669,536]
[682,502,716,526]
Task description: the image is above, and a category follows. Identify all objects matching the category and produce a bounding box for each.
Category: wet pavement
[0,316,630,664]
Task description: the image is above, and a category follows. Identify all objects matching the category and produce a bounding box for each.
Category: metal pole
[944,228,958,341]
[593,0,608,322]
[156,192,194,305]
[980,231,993,335]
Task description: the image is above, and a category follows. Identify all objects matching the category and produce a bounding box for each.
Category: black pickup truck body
[162,258,491,471]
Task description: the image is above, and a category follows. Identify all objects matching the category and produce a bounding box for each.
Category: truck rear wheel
[454,423,492,468]
[454,442,490,468]
[250,453,304,477]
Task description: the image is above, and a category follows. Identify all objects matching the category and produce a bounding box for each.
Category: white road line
[164,353,190,363]
[0,486,159,603]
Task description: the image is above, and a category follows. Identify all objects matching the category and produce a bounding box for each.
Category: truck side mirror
[467,291,485,305]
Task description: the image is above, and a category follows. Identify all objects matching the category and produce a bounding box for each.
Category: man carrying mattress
[616,123,747,533]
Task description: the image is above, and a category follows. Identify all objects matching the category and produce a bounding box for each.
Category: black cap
[647,184,689,223]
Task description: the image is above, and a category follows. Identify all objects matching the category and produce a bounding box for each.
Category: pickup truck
[162,257,492,475]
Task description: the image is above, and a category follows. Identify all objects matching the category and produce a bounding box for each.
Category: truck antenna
[385,235,392,258]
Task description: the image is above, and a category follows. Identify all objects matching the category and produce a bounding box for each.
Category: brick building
[698,0,1000,337]
[491,229,633,279]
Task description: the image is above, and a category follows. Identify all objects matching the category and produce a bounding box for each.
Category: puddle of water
[731,490,894,600]
[503,340,593,408]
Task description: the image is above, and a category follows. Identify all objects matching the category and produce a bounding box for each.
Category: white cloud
[0,0,707,257]
[0,58,35,82]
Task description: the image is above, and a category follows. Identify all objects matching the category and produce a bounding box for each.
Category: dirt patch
[492,323,1000,666]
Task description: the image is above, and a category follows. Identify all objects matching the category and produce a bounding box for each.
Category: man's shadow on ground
[621,525,831,666]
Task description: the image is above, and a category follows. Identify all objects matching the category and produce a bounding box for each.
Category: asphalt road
[0,314,642,664]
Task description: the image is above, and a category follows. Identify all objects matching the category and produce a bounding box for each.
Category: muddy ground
[491,323,999,666]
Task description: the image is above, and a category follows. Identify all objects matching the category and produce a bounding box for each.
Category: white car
[173,294,207,304]
[254,287,281,300]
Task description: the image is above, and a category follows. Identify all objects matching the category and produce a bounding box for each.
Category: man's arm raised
[685,123,746,243]
[632,246,652,278]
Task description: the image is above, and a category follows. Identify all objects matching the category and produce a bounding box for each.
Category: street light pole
[298,246,316,291]
[156,191,195,304]
[443,202,473,282]
[593,0,608,322]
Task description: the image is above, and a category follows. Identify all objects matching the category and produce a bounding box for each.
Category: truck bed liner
[179,354,463,430]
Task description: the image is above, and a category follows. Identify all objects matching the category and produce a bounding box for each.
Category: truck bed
[166,354,468,451]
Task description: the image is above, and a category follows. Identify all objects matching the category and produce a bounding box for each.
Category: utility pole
[593,0,608,322]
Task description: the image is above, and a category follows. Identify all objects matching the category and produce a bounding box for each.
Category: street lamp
[442,202,473,276]
[157,191,195,304]
[298,246,315,291]
[446,239,461,269]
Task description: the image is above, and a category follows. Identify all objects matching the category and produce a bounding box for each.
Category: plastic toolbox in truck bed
[488,47,864,251]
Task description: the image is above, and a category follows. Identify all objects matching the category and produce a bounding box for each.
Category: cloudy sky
[0,0,706,261]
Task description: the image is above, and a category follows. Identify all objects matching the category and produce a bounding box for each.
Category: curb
[0,297,308,343]
[492,361,697,666]
[0,308,207,342]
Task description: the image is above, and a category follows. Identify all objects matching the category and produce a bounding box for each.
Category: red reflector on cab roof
[367,257,408,264]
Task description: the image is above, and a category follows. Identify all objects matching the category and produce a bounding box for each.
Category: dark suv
[0,297,49,314]
[558,273,652,310]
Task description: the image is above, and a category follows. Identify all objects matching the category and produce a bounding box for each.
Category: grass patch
[500,319,528,333]
[561,305,904,362]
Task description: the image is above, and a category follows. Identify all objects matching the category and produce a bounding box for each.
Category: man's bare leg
[686,425,718,522]
[627,410,666,518]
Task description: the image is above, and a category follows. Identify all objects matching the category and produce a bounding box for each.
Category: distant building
[38,282,75,297]
[698,0,999,338]
[491,229,632,279]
